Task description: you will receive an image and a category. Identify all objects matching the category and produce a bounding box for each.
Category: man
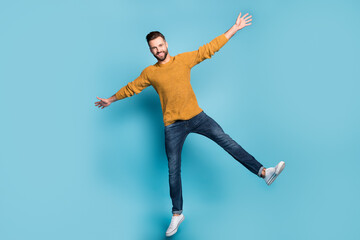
[95,12,285,237]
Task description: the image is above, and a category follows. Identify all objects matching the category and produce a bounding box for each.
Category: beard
[154,49,168,61]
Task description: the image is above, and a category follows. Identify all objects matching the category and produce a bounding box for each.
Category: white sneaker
[264,161,285,186]
[165,214,185,237]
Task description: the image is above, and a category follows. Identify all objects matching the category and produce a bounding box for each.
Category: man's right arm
[114,68,151,101]
[95,68,151,109]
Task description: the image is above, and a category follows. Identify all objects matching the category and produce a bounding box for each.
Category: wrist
[225,25,239,39]
[109,95,117,103]
[232,24,240,32]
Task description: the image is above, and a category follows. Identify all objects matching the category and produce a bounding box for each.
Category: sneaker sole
[166,215,185,237]
[267,161,285,186]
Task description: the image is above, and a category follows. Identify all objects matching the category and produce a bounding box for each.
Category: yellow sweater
[115,33,229,126]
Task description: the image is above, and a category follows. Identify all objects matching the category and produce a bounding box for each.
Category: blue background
[1,0,359,239]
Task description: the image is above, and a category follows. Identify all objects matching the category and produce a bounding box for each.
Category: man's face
[148,36,169,61]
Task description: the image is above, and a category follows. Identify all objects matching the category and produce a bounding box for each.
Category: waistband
[167,111,205,126]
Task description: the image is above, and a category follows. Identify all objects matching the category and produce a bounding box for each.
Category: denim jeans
[164,111,264,214]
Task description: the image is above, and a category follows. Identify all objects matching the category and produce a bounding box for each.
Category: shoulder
[176,51,197,61]
[141,65,156,75]
[143,65,154,72]
[141,65,157,81]
[175,51,197,68]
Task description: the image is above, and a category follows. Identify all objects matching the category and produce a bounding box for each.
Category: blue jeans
[164,111,264,214]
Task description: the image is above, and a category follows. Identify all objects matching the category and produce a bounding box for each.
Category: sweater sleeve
[115,68,151,100]
[177,33,229,68]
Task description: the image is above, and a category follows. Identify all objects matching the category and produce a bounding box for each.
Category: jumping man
[94,12,285,237]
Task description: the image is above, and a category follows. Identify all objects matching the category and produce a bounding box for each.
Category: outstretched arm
[94,68,151,109]
[177,12,253,68]
[224,12,252,40]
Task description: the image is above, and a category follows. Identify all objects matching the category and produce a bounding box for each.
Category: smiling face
[148,36,169,61]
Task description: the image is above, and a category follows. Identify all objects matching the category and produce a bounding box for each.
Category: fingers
[94,101,106,108]
[244,15,252,21]
[237,12,253,27]
[95,97,108,109]
[245,18,252,24]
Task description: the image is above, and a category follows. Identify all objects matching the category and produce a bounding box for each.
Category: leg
[191,112,264,177]
[164,122,189,214]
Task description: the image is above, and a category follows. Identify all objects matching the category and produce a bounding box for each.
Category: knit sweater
[115,33,229,126]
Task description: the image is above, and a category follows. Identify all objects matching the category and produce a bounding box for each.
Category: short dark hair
[146,31,166,44]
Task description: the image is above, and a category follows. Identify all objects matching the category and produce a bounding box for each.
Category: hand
[234,12,252,30]
[95,97,111,109]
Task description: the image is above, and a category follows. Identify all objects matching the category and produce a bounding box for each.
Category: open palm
[235,12,252,30]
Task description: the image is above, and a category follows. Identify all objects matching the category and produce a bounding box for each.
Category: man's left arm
[180,12,253,68]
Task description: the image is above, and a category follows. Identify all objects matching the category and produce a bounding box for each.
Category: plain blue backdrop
[1,0,359,239]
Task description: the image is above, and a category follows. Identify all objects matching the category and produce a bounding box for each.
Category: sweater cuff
[221,33,229,43]
[115,90,125,100]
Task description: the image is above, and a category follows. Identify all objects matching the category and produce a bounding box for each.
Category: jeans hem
[172,210,183,214]
[258,166,265,178]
